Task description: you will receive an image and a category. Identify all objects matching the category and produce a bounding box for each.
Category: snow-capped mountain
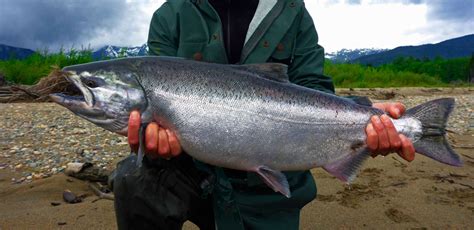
[92,44,148,59]
[325,48,388,63]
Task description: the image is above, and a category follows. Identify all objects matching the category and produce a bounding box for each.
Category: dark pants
[110,154,215,230]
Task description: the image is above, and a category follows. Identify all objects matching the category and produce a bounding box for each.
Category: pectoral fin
[256,165,291,198]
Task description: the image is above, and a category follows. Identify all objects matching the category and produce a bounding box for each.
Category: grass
[325,62,448,88]
[0,51,471,88]
[0,48,93,85]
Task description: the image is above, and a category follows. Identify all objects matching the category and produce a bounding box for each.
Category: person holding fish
[113,0,415,229]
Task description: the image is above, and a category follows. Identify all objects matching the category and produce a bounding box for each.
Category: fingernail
[394,108,400,117]
[404,149,414,162]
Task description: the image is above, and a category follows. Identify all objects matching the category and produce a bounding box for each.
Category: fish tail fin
[406,98,462,166]
[323,149,369,183]
[323,98,462,183]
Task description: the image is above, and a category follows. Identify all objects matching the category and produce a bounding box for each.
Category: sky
[0,0,472,53]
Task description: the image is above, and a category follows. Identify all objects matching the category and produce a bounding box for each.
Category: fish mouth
[50,72,96,114]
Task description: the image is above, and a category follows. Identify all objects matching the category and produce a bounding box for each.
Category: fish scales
[137,58,379,170]
[50,57,462,197]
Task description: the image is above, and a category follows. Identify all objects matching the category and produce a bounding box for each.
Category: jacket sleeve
[288,8,335,94]
[147,3,179,56]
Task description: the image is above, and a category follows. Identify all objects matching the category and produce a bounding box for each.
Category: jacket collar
[193,0,281,42]
[245,0,279,44]
[191,0,302,63]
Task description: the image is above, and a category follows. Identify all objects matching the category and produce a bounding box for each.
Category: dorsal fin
[237,63,289,83]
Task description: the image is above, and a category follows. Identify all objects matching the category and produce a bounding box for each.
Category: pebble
[33,173,44,180]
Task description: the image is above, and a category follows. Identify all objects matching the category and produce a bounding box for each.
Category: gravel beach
[0,87,473,229]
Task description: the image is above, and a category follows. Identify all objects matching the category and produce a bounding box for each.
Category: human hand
[365,102,415,162]
[128,111,182,159]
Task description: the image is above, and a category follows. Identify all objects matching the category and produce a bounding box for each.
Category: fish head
[50,61,147,135]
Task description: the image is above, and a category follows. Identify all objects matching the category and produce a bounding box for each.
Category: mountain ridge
[0,44,35,60]
[1,34,472,63]
[325,48,387,63]
[92,44,148,59]
[352,34,474,65]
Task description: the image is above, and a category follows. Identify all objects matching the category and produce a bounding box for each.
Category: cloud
[368,0,473,22]
[341,0,473,42]
[420,0,474,43]
[368,0,422,4]
[346,0,361,4]
[0,0,470,53]
[426,0,474,22]
[0,0,160,51]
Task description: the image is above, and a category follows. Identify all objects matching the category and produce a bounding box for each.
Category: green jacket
[148,0,335,229]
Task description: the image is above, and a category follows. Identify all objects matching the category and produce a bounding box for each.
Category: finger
[372,103,387,113]
[371,115,390,152]
[396,103,406,116]
[380,114,402,150]
[166,129,182,157]
[158,127,171,158]
[387,102,406,119]
[145,122,159,157]
[398,134,415,162]
[365,123,378,157]
[128,111,141,152]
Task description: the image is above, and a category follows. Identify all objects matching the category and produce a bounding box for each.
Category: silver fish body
[51,57,462,197]
[139,58,380,170]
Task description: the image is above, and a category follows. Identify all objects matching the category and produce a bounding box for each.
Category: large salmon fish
[50,57,462,197]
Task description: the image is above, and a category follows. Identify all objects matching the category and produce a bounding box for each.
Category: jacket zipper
[226,0,231,62]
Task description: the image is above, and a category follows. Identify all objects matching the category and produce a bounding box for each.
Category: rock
[65,162,86,175]
[75,148,85,156]
[20,147,31,152]
[33,173,43,180]
[50,202,61,206]
[62,190,82,204]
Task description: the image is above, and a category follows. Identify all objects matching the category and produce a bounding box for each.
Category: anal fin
[256,166,291,198]
[323,149,369,183]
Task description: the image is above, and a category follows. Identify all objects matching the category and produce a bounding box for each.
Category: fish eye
[81,76,105,88]
[84,79,98,88]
